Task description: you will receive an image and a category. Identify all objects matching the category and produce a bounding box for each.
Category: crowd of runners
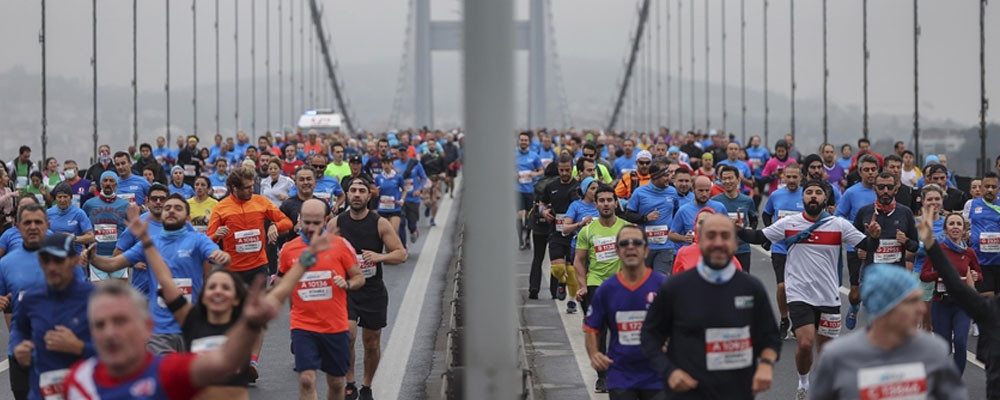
[0,128,460,400]
[517,128,1000,399]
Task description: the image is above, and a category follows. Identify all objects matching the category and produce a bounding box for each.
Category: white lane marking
[0,358,7,373]
[753,245,986,370]
[374,179,458,400]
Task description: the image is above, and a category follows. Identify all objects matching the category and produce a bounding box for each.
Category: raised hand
[917,204,936,247]
[241,275,280,329]
[865,213,882,238]
[896,229,908,246]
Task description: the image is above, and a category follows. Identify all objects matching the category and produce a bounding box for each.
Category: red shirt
[278,234,359,334]
[64,353,198,400]
[282,158,305,177]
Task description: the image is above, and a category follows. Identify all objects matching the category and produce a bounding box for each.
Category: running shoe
[359,386,374,400]
[430,219,436,227]
[845,304,860,330]
[248,360,260,383]
[528,292,539,300]
[594,377,607,393]
[345,382,359,400]
[556,284,567,301]
[973,323,980,337]
[779,318,791,340]
[566,301,577,314]
[425,206,431,217]
[795,388,808,400]
[411,229,419,243]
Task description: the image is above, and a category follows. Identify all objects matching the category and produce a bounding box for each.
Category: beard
[163,220,186,231]
[703,252,731,270]
[805,200,824,215]
[349,199,368,211]
[878,194,894,205]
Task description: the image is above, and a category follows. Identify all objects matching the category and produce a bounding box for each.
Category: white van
[296,109,343,134]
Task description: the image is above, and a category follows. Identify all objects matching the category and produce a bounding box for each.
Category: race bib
[541,158,554,168]
[119,193,136,204]
[404,179,414,193]
[981,232,1000,253]
[555,213,566,234]
[183,164,197,177]
[777,209,800,219]
[314,191,332,201]
[211,186,228,198]
[615,310,646,346]
[193,225,208,233]
[817,313,842,338]
[15,176,28,189]
[857,362,927,400]
[156,278,193,308]
[593,236,618,262]
[874,239,903,263]
[94,224,118,243]
[39,368,69,400]
[378,195,397,210]
[234,229,263,253]
[359,256,377,278]
[705,326,752,371]
[620,168,635,175]
[71,194,81,208]
[190,335,227,353]
[517,170,532,184]
[297,270,333,301]
[644,225,669,245]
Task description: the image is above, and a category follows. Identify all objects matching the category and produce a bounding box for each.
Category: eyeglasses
[312,165,326,170]
[148,196,167,202]
[583,153,596,158]
[875,184,895,191]
[617,238,646,248]
[637,161,651,166]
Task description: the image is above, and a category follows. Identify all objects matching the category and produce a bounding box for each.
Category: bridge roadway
[519,241,990,399]
[0,179,463,400]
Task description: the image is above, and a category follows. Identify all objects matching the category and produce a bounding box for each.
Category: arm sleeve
[927,243,990,321]
[122,242,147,265]
[919,255,939,282]
[842,218,871,249]
[834,191,851,218]
[626,191,640,213]
[116,228,137,252]
[77,211,94,232]
[640,281,676,378]
[905,217,920,253]
[669,211,687,235]
[9,299,30,355]
[197,235,221,261]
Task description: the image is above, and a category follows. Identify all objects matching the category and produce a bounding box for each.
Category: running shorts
[291,329,351,376]
[788,301,841,338]
[348,283,389,330]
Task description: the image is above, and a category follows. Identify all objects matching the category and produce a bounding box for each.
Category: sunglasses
[617,238,646,248]
[312,165,327,170]
[875,184,895,191]
[583,153,596,158]
[637,160,651,166]
[148,196,167,202]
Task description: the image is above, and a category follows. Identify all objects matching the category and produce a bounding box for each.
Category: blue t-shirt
[515,150,542,194]
[670,200,728,249]
[152,147,173,166]
[232,141,251,161]
[0,229,54,254]
[82,196,130,258]
[711,193,757,254]
[0,247,84,314]
[744,146,771,178]
[584,269,666,391]
[565,200,599,249]
[168,182,195,199]
[666,188,695,213]
[627,184,675,251]
[396,159,427,204]
[835,183,876,252]
[762,187,804,254]
[208,173,229,199]
[913,216,945,273]
[837,156,852,171]
[537,148,559,169]
[123,230,220,334]
[116,174,151,206]
[718,159,753,181]
[613,156,637,177]
[47,205,94,255]
[970,198,1000,266]
[375,172,406,213]
[290,175,344,204]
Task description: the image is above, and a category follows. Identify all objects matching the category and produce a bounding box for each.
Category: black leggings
[609,389,667,400]
[528,233,557,297]
[9,354,28,400]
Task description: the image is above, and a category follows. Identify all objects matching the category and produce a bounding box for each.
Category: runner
[761,140,797,195]
[883,154,914,209]
[330,179,408,400]
[61,277,281,399]
[278,199,366,400]
[208,157,231,199]
[614,150,652,201]
[561,177,600,314]
[573,184,630,393]
[374,157,408,238]
[10,233,93,400]
[395,144,427,243]
[810,264,965,399]
[46,182,95,257]
[187,176,219,233]
[611,138,638,177]
[112,184,176,290]
[641,214,780,399]
[852,172,918,273]
[761,162,804,339]
[59,160,92,208]
[669,176,727,249]
[584,225,666,399]
[738,179,881,399]
[836,154,879,330]
[517,132,544,250]
[971,171,1000,296]
[926,164,970,212]
[167,166,195,200]
[711,165,757,272]
[671,208,745,274]
[538,155,579,301]
[667,167,695,210]
[81,172,131,283]
[420,140,448,227]
[625,161,676,275]
[281,166,321,240]
[112,151,150,206]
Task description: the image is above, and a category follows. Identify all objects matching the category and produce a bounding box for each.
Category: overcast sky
[2,0,999,129]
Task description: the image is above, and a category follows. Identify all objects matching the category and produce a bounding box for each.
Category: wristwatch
[758,358,776,367]
[299,250,317,269]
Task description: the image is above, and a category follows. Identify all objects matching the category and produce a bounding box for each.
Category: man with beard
[836,155,880,330]
[329,178,407,400]
[573,185,630,393]
[852,172,919,288]
[970,171,1000,296]
[762,163,805,339]
[669,176,727,249]
[584,225,666,398]
[739,180,882,399]
[641,214,781,399]
[803,154,842,212]
[926,164,970,213]
[627,161,677,275]
[82,172,131,283]
[882,154,914,209]
[539,155,580,301]
[614,150,653,201]
[667,167,695,211]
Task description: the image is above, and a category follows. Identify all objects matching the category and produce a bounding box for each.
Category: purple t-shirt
[584,269,667,391]
[824,163,845,192]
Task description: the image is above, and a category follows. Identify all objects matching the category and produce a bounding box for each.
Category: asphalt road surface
[0,180,462,400]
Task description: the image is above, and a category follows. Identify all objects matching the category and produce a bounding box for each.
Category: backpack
[402,159,419,179]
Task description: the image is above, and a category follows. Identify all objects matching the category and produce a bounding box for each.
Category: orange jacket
[614,171,651,199]
[207,194,293,271]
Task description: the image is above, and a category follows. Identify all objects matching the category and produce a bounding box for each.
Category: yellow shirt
[187,196,219,229]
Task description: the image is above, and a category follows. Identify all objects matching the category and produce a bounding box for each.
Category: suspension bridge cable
[822,0,828,144]
[41,0,49,159]
[704,0,709,131]
[913,0,919,161]
[605,0,650,132]
[235,0,240,131]
[862,0,869,139]
[307,0,356,133]
[763,0,769,145]
[165,0,171,144]
[740,0,746,142]
[722,0,727,134]
[193,0,198,137]
[789,0,795,138]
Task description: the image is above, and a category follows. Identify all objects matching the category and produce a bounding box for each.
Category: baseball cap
[39,233,79,258]
[636,150,653,161]
[348,155,363,164]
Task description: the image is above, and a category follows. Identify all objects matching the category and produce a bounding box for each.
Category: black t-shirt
[540,178,580,240]
[337,210,386,288]
[182,305,250,387]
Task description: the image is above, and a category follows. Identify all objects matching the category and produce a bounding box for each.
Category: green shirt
[575,217,629,286]
[324,161,351,181]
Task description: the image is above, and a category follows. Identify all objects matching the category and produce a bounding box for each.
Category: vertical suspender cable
[647,8,653,131]
[980,0,988,176]
[667,0,672,129]
[290,0,295,123]
[741,0,746,142]
[252,0,257,137]
[722,0,727,135]
[656,0,661,129]
[235,0,240,132]
[763,0,769,145]
[300,0,305,113]
[862,0,869,139]
[93,0,99,160]
[266,0,271,131]
[193,0,198,137]
[822,0,828,144]
[309,9,315,108]
[690,0,694,131]
[705,0,710,131]
[132,0,137,148]
[679,0,683,132]
[41,0,48,160]
[166,0,171,144]
[215,0,220,136]
[913,0,920,161]
[789,0,795,139]
[279,0,284,131]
